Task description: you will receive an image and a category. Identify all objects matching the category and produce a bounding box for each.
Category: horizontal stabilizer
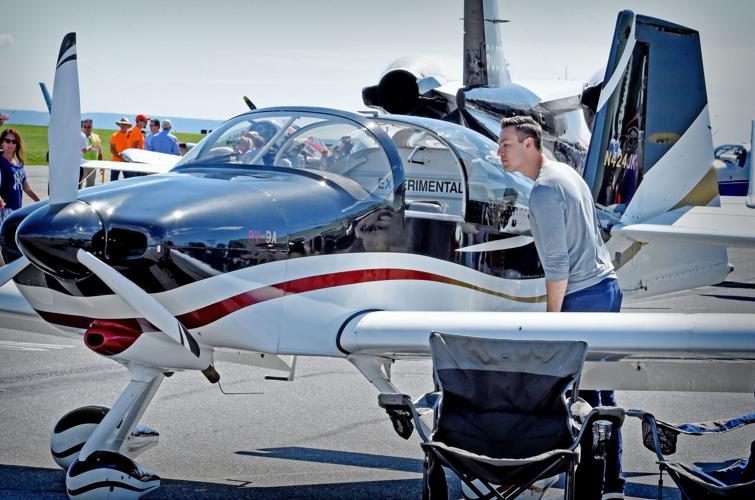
[615,202,755,248]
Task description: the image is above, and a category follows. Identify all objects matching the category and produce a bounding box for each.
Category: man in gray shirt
[498,115,624,499]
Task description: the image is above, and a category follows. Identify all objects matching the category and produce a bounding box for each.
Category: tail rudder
[584,11,716,225]
[38,82,53,114]
[463,0,511,88]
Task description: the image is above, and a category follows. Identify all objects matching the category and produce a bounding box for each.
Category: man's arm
[545,279,568,312]
[110,140,119,160]
[529,185,570,311]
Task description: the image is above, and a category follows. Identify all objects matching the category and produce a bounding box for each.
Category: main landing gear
[50,366,165,499]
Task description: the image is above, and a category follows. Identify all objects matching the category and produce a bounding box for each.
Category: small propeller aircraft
[1,9,755,499]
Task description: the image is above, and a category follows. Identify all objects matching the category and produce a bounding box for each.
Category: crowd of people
[0,112,182,225]
[107,113,180,182]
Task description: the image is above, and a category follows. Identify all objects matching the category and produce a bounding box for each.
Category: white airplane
[713,120,753,198]
[1,10,755,499]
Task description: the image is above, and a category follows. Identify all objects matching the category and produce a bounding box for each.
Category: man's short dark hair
[500,115,543,151]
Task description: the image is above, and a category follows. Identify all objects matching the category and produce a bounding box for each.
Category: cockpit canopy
[177,107,532,231]
[178,108,402,203]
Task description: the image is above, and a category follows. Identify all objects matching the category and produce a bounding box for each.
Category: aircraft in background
[713,121,753,197]
[362,0,595,174]
[1,10,755,499]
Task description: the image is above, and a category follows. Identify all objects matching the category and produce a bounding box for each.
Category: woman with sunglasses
[0,128,40,223]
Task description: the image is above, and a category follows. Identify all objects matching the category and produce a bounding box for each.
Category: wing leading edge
[341,311,755,393]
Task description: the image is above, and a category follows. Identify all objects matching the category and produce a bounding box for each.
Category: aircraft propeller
[5,33,201,359]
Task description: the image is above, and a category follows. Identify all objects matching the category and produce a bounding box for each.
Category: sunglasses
[83,125,92,129]
[3,138,17,145]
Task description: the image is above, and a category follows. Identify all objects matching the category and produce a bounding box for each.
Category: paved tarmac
[1,166,753,499]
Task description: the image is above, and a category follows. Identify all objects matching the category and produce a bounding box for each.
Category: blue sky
[1,0,753,143]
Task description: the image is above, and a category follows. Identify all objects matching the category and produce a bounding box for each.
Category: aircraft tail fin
[583,11,716,225]
[39,82,52,114]
[463,0,511,88]
[583,12,751,296]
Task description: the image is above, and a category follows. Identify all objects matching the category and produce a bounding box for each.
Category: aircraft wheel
[66,450,159,499]
[51,406,109,470]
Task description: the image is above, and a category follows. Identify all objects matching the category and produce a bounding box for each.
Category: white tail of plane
[584,12,755,297]
[463,0,511,88]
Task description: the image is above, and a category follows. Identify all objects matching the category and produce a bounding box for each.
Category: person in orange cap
[124,114,150,178]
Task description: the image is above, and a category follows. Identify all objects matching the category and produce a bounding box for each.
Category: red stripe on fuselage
[177,269,449,329]
[33,268,540,330]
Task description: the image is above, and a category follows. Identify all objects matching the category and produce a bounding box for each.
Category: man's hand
[545,279,568,312]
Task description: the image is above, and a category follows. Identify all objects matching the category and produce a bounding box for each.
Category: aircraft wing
[81,159,174,175]
[341,311,755,393]
[80,148,180,175]
[0,282,65,338]
[614,198,755,248]
[120,148,181,167]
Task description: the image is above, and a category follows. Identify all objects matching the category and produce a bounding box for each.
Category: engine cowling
[362,56,455,117]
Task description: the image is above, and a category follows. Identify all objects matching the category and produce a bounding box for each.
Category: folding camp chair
[627,409,755,499]
[379,332,625,500]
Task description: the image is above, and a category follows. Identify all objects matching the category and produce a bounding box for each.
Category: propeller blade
[48,32,81,205]
[76,250,200,357]
[456,235,534,253]
[0,256,30,288]
[243,95,257,111]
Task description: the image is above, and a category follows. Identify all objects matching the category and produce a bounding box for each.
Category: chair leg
[564,459,576,500]
[423,452,448,500]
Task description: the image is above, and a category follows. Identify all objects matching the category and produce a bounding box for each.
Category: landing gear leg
[78,366,164,460]
[65,366,164,499]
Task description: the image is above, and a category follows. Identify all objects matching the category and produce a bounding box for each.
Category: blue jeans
[563,277,624,497]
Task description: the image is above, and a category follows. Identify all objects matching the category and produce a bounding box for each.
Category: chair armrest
[572,406,626,456]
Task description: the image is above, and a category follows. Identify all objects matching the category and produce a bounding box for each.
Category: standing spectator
[0,128,40,224]
[110,117,131,181]
[498,115,623,499]
[147,119,180,155]
[124,114,149,178]
[79,119,102,188]
[145,118,160,151]
[0,113,9,126]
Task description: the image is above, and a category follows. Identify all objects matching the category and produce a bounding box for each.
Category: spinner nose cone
[16,201,104,279]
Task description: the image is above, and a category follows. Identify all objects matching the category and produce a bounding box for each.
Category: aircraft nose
[16,201,105,280]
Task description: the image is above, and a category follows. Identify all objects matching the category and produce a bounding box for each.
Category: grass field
[1,124,206,165]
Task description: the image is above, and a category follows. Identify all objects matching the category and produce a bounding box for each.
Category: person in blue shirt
[146,119,180,155]
[0,128,40,223]
[144,118,161,151]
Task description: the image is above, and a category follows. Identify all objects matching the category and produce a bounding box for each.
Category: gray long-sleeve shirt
[528,161,615,295]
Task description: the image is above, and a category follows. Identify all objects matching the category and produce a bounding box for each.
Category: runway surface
[1,166,753,499]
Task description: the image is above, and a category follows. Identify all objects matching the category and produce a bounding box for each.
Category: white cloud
[0,34,15,46]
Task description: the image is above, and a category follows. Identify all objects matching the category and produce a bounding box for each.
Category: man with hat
[109,116,132,181]
[146,119,180,155]
[0,112,9,126]
[124,114,150,178]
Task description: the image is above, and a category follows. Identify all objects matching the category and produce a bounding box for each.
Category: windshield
[177,110,396,202]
